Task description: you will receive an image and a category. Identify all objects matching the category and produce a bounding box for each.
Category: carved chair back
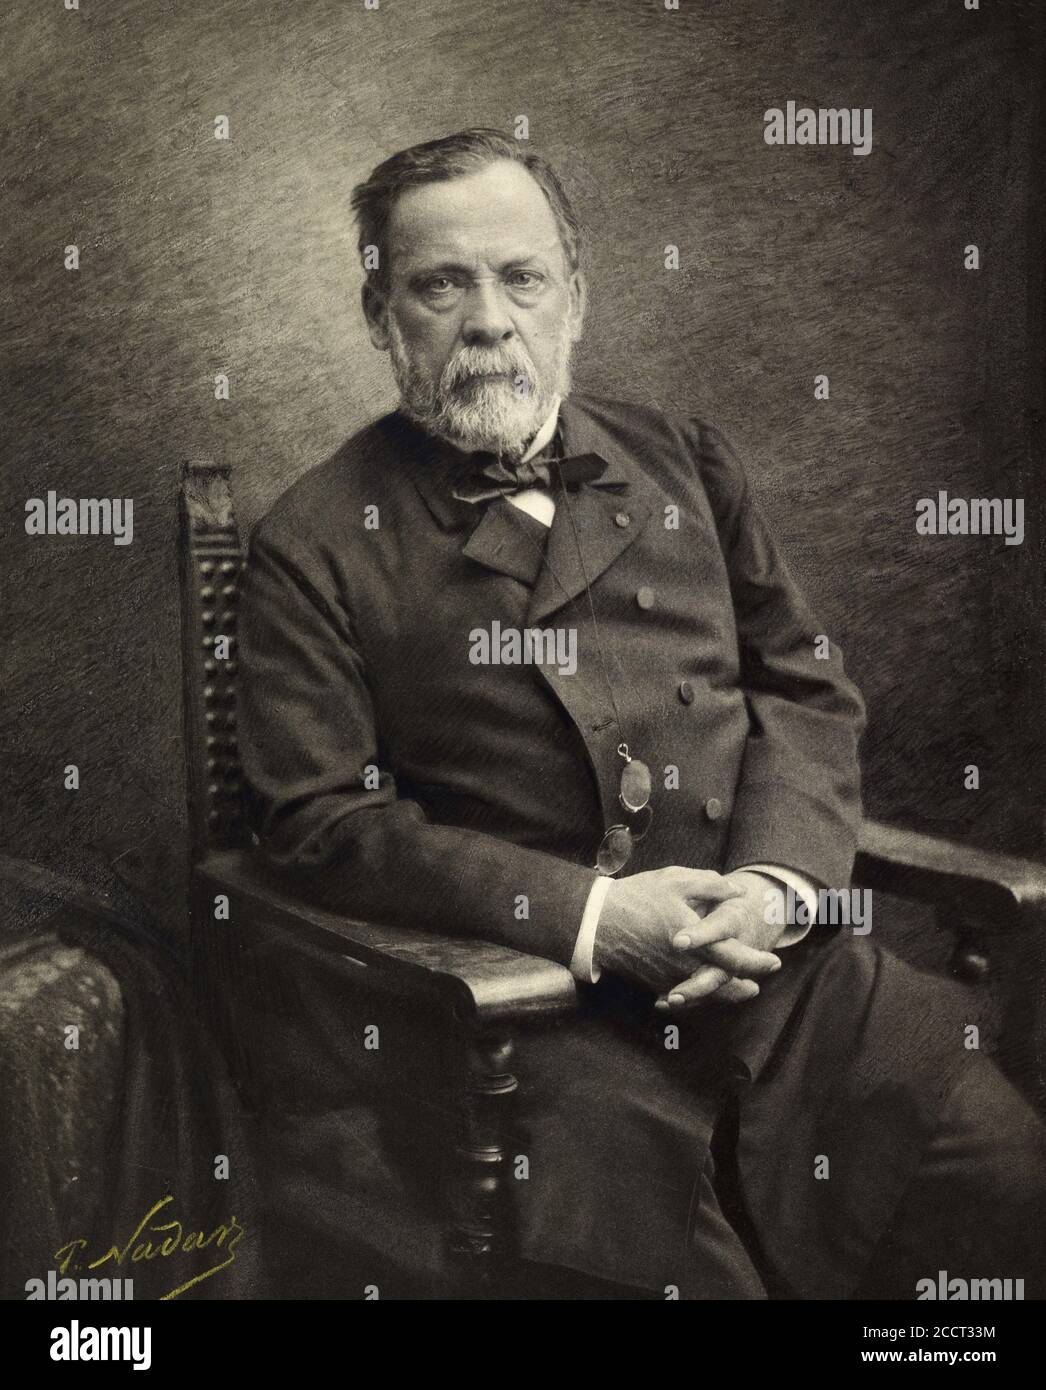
[179,460,249,859]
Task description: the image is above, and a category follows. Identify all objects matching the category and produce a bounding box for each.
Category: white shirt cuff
[570,875,612,983]
[736,863,820,946]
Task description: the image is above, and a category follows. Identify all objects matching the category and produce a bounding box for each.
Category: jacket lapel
[408,418,545,586]
[403,399,659,604]
[526,398,658,626]
[461,501,547,587]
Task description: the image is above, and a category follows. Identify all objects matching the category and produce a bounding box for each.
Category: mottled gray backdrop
[3,0,1043,942]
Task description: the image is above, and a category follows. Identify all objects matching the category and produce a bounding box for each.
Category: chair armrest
[195,849,579,1028]
[854,818,1046,931]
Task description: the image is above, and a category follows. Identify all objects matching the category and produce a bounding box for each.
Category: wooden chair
[180,458,1046,1297]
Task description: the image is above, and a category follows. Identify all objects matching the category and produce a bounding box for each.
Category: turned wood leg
[447,1030,519,1294]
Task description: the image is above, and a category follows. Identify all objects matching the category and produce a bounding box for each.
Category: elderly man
[238,129,1046,1299]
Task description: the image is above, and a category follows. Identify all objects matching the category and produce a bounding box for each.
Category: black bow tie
[451,452,610,504]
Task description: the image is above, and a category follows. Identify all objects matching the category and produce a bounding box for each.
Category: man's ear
[567,270,588,344]
[362,280,391,351]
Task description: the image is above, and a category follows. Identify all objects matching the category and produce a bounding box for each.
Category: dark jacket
[238,393,866,957]
[237,394,973,1297]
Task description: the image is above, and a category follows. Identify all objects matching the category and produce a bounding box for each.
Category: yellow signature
[55,1195,246,1300]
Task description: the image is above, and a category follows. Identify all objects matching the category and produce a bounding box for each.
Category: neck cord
[507,478,635,768]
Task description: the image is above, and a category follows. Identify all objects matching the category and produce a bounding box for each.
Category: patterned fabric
[0,933,124,1290]
[0,902,264,1300]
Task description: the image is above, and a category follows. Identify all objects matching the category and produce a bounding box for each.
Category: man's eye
[423,277,455,294]
[507,270,542,288]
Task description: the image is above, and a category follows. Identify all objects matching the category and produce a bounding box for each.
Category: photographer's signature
[55,1194,246,1300]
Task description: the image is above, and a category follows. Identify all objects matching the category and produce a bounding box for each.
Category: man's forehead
[388,161,565,270]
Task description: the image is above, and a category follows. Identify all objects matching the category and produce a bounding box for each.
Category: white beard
[387,318,574,461]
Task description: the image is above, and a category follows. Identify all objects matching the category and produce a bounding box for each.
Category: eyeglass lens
[595,757,654,874]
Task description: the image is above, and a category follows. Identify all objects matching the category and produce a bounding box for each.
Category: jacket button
[614,512,631,528]
[678,680,694,704]
[636,586,655,610]
[704,797,723,821]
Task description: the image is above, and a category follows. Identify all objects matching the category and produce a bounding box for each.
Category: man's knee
[860,1054,1046,1299]
[930,1053,1046,1201]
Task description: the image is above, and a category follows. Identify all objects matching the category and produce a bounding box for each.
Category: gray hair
[350,128,582,293]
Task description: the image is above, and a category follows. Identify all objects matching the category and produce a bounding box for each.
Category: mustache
[441,344,537,393]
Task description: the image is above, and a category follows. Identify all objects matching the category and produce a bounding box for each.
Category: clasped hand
[597,867,787,1011]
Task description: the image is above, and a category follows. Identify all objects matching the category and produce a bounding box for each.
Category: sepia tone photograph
[2,0,1044,1360]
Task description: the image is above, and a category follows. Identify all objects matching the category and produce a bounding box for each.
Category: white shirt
[508,399,819,983]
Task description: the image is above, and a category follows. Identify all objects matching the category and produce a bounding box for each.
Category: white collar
[519,396,562,463]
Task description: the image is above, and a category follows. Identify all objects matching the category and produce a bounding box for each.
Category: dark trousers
[251,938,1046,1300]
[254,1039,1046,1301]
[693,1049,1046,1301]
[853,1053,1046,1300]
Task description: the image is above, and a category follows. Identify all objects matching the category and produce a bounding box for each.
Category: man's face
[363,159,586,460]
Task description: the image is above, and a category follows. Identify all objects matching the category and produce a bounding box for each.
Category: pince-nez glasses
[595,744,653,875]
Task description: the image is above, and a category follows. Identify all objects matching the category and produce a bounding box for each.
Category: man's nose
[460,281,515,346]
